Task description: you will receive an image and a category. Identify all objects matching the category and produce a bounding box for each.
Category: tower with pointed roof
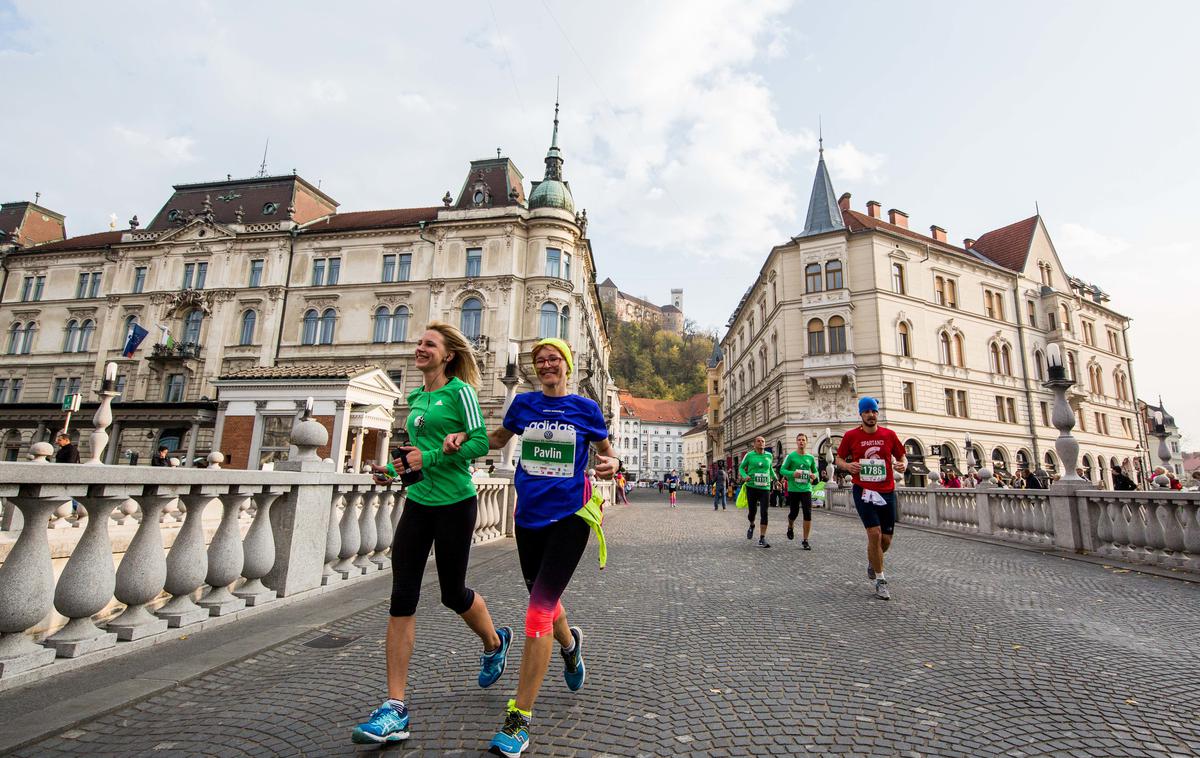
[528,99,575,213]
[798,136,845,237]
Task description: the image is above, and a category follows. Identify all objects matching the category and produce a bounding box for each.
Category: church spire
[528,88,575,212]
[800,125,845,237]
[544,83,563,181]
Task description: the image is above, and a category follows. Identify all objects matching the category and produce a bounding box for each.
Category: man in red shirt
[836,397,907,600]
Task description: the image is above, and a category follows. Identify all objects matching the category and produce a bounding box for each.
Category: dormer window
[262,202,278,216]
[473,190,485,205]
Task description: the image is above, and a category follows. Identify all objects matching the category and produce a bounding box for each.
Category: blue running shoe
[351,702,409,744]
[478,626,512,688]
[561,626,585,692]
[488,700,530,757]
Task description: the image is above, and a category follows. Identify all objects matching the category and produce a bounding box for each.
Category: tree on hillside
[609,319,715,400]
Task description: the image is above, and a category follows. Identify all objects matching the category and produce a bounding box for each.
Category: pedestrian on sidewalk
[836,397,907,601]
[614,467,630,504]
[739,436,774,548]
[780,432,818,549]
[352,322,512,746]
[666,469,680,507]
[54,432,79,463]
[453,337,617,758]
[712,465,727,510]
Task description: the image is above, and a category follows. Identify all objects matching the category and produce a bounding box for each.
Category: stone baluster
[354,489,377,574]
[1157,502,1185,568]
[198,489,249,616]
[50,499,74,529]
[1092,498,1114,555]
[85,365,120,465]
[1108,501,1128,558]
[1142,502,1168,565]
[43,490,122,657]
[0,491,58,676]
[107,489,173,641]
[390,492,404,554]
[157,489,214,627]
[112,497,139,526]
[334,490,361,578]
[372,490,394,570]
[1181,503,1200,572]
[235,490,281,606]
[322,493,343,586]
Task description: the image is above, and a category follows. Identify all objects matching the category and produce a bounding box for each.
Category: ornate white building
[0,104,614,468]
[721,141,1147,487]
[614,391,707,481]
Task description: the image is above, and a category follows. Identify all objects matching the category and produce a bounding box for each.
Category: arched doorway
[1096,456,1109,489]
[1043,450,1058,481]
[1081,454,1094,484]
[904,438,927,487]
[991,447,1009,480]
[2,429,21,462]
[818,433,842,482]
[939,441,959,480]
[1016,449,1031,472]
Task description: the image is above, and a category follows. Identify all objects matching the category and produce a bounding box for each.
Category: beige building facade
[681,421,708,483]
[0,105,613,468]
[722,144,1146,487]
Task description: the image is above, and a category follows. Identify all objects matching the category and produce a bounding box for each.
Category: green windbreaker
[780,451,818,493]
[739,450,774,490]
[401,376,488,505]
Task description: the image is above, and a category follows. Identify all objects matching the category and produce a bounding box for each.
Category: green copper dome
[528,179,575,212]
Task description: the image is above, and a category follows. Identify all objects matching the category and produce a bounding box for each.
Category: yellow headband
[532,338,574,377]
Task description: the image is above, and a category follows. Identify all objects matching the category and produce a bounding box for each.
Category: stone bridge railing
[0,462,517,689]
[827,484,1200,573]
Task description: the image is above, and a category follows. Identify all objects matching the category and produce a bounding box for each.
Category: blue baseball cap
[858,396,879,414]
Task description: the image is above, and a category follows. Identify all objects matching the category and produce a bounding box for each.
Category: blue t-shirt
[504,392,608,529]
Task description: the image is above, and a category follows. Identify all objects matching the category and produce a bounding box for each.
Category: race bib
[752,471,770,488]
[860,459,887,483]
[795,468,810,483]
[520,422,576,478]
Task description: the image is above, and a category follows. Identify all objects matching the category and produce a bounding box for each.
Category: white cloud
[396,92,434,114]
[1056,222,1129,261]
[308,78,348,104]
[824,141,885,184]
[112,127,197,164]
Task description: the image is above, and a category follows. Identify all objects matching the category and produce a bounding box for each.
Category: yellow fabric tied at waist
[575,492,607,569]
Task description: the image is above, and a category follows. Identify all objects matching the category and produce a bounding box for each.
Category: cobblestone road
[13,489,1200,757]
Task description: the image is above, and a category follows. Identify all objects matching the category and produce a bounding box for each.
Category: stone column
[184,420,200,467]
[351,426,366,472]
[268,409,336,596]
[375,430,392,468]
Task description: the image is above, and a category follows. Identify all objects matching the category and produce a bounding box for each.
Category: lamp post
[1042,343,1083,483]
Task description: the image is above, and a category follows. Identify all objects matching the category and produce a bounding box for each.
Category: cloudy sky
[3,1,1197,443]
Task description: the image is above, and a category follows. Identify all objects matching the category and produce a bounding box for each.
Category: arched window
[7,323,21,355]
[989,342,1001,373]
[20,322,35,354]
[319,309,336,345]
[78,320,95,352]
[805,263,822,293]
[891,263,906,294]
[1043,450,1058,474]
[827,315,847,353]
[302,310,319,345]
[1092,365,1104,395]
[749,361,756,386]
[240,310,257,346]
[373,306,392,344]
[559,305,571,340]
[771,333,779,365]
[954,334,965,367]
[121,314,139,347]
[183,310,203,344]
[392,306,409,343]
[807,318,825,355]
[461,297,482,339]
[1082,454,1093,482]
[897,322,911,357]
[1034,350,1046,381]
[991,447,1008,472]
[759,349,767,379]
[1016,449,1031,471]
[825,260,843,290]
[1114,370,1128,401]
[63,319,80,353]
[939,331,952,365]
[539,302,558,339]
[1067,352,1078,381]
[1000,345,1012,375]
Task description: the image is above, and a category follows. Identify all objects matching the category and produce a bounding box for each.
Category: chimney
[888,208,909,229]
[866,200,882,219]
[930,225,947,243]
[837,192,851,211]
[963,238,976,249]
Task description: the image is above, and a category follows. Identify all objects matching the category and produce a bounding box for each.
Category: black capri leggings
[516,515,591,638]
[389,495,478,617]
[746,487,770,525]
[787,491,813,523]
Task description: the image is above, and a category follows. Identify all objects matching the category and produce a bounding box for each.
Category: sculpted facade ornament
[167,289,213,317]
[429,279,445,295]
[106,295,122,307]
[267,286,285,302]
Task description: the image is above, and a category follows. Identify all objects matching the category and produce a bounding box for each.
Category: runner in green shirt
[738,435,774,548]
[779,432,819,549]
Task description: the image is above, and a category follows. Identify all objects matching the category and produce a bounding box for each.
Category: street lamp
[1042,343,1083,483]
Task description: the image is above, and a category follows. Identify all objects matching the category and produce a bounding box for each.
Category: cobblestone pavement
[12,489,1200,757]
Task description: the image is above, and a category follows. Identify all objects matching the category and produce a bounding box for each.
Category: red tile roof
[842,209,965,253]
[619,391,707,425]
[970,215,1039,271]
[302,207,441,233]
[22,230,125,253]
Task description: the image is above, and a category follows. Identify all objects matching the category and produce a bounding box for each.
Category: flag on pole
[122,323,149,358]
[158,324,176,349]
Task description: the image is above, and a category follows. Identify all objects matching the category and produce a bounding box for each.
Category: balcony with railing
[149,341,202,361]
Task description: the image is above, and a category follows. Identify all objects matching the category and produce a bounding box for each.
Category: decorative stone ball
[291,418,329,459]
[207,451,225,469]
[978,467,994,481]
[29,441,54,462]
[169,457,180,467]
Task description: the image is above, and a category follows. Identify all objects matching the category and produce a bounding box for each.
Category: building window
[807,318,825,355]
[8,377,21,401]
[79,319,95,352]
[539,302,559,339]
[1107,329,1120,355]
[183,310,203,344]
[984,290,1004,320]
[121,315,139,347]
[1026,301,1037,329]
[76,272,102,299]
[805,263,822,293]
[182,262,207,290]
[466,247,482,278]
[1081,320,1095,346]
[995,396,1017,423]
[934,276,946,306]
[239,310,256,346]
[897,322,911,357]
[891,263,906,294]
[1061,304,1072,333]
[954,334,965,367]
[164,373,186,402]
[312,257,340,286]
[460,297,482,339]
[63,320,80,353]
[380,253,412,283]
[133,267,147,294]
[935,276,957,308]
[19,277,32,301]
[249,259,264,288]
[392,306,409,343]
[546,248,562,278]
[8,322,35,355]
[771,333,779,366]
[956,390,968,418]
[258,415,293,467]
[1034,350,1046,381]
[563,251,572,280]
[1120,417,1133,437]
[944,388,954,416]
[52,377,66,404]
[1114,370,1129,401]
[939,332,952,365]
[902,381,915,411]
[1067,351,1078,381]
[319,308,336,345]
[302,309,319,345]
[382,254,396,283]
[397,253,411,282]
[825,260,843,290]
[1040,401,1050,426]
[1047,311,1057,331]
[373,306,392,343]
[114,374,127,399]
[827,315,847,354]
[559,305,570,340]
[945,389,968,417]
